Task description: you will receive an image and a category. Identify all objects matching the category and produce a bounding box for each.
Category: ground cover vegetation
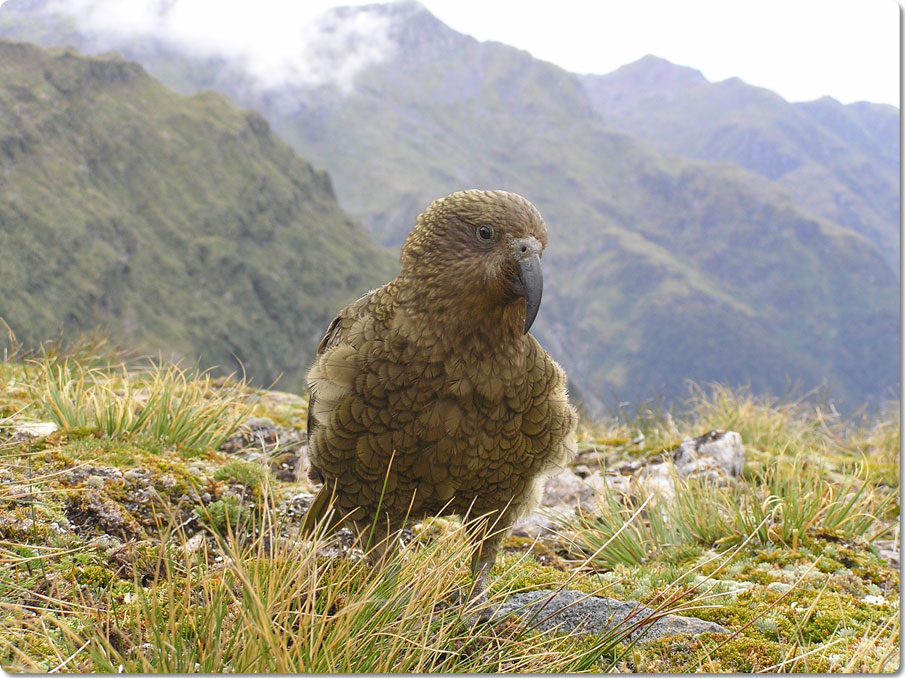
[0,337,897,672]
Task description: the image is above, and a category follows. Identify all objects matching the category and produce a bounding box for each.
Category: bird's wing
[302,290,377,534]
[305,290,375,445]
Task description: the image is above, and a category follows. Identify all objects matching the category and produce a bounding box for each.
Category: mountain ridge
[579,55,899,268]
[0,2,898,413]
[0,38,398,390]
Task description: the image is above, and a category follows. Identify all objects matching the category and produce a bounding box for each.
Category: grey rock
[492,589,729,643]
[673,430,745,477]
[635,430,745,497]
[66,491,136,539]
[540,468,596,507]
[516,432,745,534]
[68,465,123,486]
[123,468,152,485]
[511,505,570,538]
[873,539,900,566]
[13,421,58,440]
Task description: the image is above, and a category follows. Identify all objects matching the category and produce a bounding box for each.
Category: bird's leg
[462,514,508,613]
[469,534,502,604]
[353,518,400,568]
[351,518,406,609]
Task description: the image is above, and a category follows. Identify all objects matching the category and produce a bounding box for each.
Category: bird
[300,189,577,601]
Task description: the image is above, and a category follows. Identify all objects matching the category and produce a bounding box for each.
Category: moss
[500,536,569,570]
[213,460,267,491]
[640,438,684,459]
[733,563,777,586]
[853,562,899,590]
[249,393,308,429]
[631,633,792,672]
[490,551,605,597]
[73,564,115,588]
[64,425,98,440]
[754,547,811,567]
[195,496,246,533]
[782,588,891,643]
[587,437,631,447]
[0,504,57,542]
[815,556,843,573]
[0,352,899,671]
[651,543,704,567]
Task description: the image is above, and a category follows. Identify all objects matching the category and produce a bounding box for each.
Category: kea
[301,189,577,600]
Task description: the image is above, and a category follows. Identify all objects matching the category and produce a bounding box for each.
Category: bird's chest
[367,331,527,431]
[368,334,547,473]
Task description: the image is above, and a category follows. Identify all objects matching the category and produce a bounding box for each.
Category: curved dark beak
[516,254,543,335]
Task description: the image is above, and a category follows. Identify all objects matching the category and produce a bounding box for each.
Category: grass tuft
[28,357,250,452]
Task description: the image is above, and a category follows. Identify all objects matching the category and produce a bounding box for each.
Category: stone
[635,463,675,496]
[13,421,58,439]
[873,539,900,566]
[492,589,729,643]
[635,430,745,498]
[540,468,596,507]
[124,468,152,486]
[861,594,887,607]
[68,465,123,486]
[515,432,744,535]
[511,505,571,538]
[180,532,207,557]
[673,430,745,477]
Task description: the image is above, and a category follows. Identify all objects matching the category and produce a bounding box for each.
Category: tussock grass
[556,383,899,671]
[27,357,250,451]
[563,450,894,572]
[1,483,713,673]
[0,341,898,672]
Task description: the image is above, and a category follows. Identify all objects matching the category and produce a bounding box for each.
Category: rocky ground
[0,361,899,671]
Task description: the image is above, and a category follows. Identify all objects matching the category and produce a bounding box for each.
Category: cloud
[42,0,400,93]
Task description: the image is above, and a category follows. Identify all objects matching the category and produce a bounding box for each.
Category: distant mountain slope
[579,55,900,269]
[0,39,398,389]
[0,1,898,412]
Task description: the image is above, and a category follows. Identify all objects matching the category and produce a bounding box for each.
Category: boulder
[636,430,745,498]
[492,589,729,643]
[673,430,745,477]
[539,468,597,507]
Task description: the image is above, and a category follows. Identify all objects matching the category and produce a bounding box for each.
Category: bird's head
[400,190,547,335]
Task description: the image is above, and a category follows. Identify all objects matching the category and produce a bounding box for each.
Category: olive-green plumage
[302,189,577,597]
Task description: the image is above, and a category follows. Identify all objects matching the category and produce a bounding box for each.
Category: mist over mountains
[0,0,898,413]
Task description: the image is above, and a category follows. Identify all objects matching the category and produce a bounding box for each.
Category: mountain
[579,55,900,268]
[0,1,898,413]
[0,39,398,390]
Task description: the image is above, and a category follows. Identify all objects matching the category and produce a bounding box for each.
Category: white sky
[422,0,901,106]
[3,0,900,105]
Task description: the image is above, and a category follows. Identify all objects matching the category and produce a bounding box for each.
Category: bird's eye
[476,224,494,242]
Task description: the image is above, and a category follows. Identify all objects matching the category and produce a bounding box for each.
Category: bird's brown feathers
[303,190,576,542]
